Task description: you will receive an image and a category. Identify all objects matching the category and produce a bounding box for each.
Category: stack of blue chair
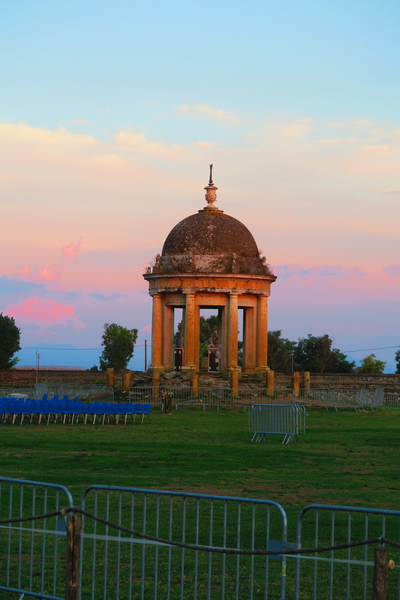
[0,395,151,426]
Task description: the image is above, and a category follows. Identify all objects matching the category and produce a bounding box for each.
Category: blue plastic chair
[134,403,144,423]
[30,399,42,423]
[84,404,94,425]
[142,403,151,422]
[71,401,85,424]
[11,400,24,424]
[125,403,135,424]
[107,403,118,424]
[38,401,49,425]
[92,402,106,425]
[46,401,59,425]
[21,399,33,424]
[3,400,16,423]
[115,403,127,425]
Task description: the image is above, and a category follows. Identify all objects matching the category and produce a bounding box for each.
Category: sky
[1,0,400,371]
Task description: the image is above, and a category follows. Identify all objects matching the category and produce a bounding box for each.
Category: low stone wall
[1,369,399,393]
[305,373,400,393]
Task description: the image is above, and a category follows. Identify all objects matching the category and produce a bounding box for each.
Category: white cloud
[68,118,90,125]
[178,104,238,123]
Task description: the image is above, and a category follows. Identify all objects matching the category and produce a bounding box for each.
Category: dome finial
[201,165,221,213]
[209,164,214,186]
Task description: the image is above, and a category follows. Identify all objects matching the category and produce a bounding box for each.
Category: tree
[295,334,355,373]
[99,323,138,371]
[395,349,400,374]
[358,354,386,374]
[0,313,21,369]
[268,330,297,374]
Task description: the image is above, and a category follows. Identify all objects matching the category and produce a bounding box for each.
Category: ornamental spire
[201,164,222,213]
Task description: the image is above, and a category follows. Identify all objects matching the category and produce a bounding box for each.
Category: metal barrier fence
[248,404,307,443]
[0,477,73,600]
[129,386,398,410]
[32,383,115,402]
[294,504,400,600]
[80,485,289,600]
[2,477,400,600]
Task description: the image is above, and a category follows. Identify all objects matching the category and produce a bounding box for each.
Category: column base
[150,365,164,388]
[255,366,270,374]
[181,366,197,380]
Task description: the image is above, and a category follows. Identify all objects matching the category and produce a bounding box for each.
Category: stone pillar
[122,369,133,392]
[267,370,274,396]
[292,372,300,396]
[184,293,196,369]
[106,368,115,389]
[256,295,268,369]
[151,293,163,368]
[230,367,240,396]
[303,371,311,394]
[228,293,239,367]
[191,373,199,398]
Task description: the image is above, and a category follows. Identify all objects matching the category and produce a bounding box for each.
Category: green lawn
[1,407,400,522]
[2,407,400,599]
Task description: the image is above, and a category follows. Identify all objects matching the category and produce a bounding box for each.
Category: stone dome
[148,168,272,277]
[162,211,259,257]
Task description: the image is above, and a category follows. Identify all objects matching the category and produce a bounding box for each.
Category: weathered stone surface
[163,212,259,256]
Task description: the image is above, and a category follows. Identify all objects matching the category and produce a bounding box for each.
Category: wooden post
[66,514,82,600]
[372,546,388,600]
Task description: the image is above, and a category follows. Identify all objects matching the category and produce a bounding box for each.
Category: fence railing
[2,477,400,599]
[0,477,73,600]
[295,503,400,600]
[129,386,398,410]
[248,404,307,443]
[80,485,289,600]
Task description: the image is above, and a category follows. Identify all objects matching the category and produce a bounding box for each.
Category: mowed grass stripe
[1,408,400,531]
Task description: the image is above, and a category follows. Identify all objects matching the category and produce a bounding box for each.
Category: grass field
[1,407,400,523]
[2,407,400,599]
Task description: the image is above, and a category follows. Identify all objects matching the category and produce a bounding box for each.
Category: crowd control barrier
[248,404,307,443]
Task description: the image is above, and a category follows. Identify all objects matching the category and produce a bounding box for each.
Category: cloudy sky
[1,0,400,370]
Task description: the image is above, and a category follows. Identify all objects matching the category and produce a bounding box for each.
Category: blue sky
[1,0,400,371]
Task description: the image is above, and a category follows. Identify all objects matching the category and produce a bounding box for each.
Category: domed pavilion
[143,168,276,388]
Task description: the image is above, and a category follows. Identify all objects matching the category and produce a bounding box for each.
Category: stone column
[303,371,311,394]
[151,293,163,367]
[256,295,268,369]
[266,370,275,396]
[184,292,196,369]
[228,293,239,367]
[292,372,300,396]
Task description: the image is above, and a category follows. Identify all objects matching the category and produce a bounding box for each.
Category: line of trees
[0,312,398,374]
[268,331,389,374]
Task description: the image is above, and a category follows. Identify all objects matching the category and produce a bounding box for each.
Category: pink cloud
[142,324,152,332]
[383,265,400,276]
[18,266,63,283]
[62,237,82,261]
[6,297,76,325]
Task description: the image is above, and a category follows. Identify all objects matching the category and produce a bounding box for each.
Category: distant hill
[16,343,146,372]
